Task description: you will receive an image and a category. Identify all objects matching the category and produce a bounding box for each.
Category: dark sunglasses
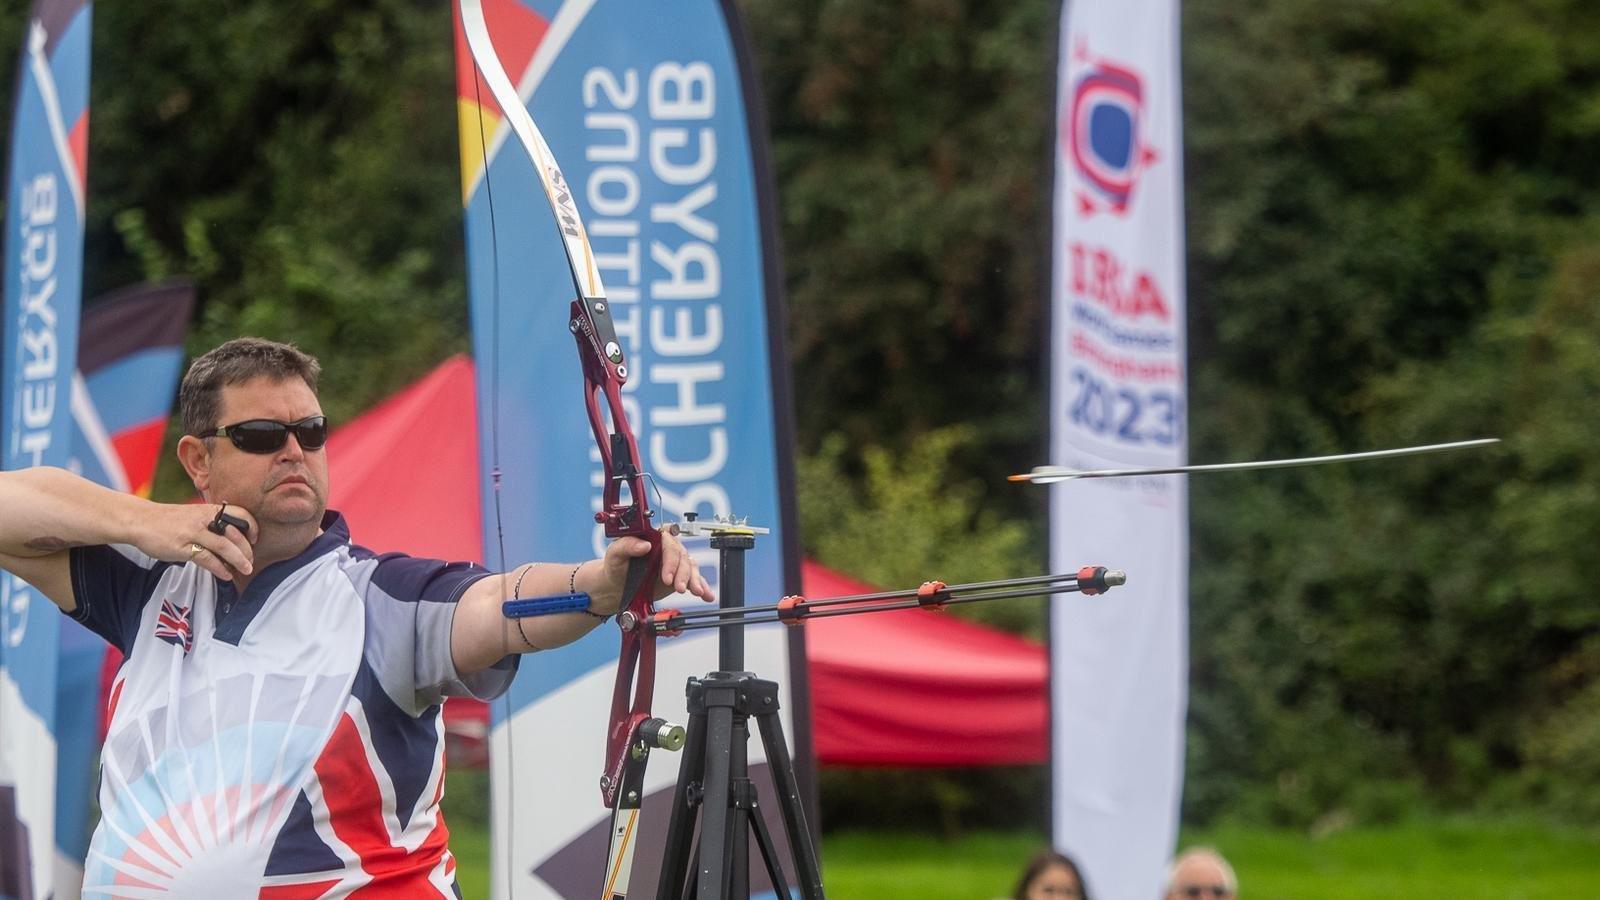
[198,415,329,454]
[1180,888,1231,899]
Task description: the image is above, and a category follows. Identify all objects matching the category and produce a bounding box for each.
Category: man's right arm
[0,467,255,612]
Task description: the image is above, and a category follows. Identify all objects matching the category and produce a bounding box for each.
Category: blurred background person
[1012,848,1092,900]
[1164,847,1238,899]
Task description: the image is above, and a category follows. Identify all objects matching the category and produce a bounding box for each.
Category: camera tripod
[644,520,1124,900]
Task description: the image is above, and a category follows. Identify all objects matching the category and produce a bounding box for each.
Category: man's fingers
[203,533,254,576]
[189,543,234,581]
[212,504,259,544]
[200,504,256,573]
[690,570,715,603]
[658,538,689,593]
[659,547,681,591]
[196,556,227,581]
[658,536,714,602]
[235,509,260,545]
[223,519,256,568]
[607,536,652,558]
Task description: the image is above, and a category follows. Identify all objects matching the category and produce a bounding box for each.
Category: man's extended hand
[590,529,715,614]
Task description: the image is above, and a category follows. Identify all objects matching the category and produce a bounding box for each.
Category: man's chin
[258,497,324,527]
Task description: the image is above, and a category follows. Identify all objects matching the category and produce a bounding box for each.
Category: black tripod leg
[697,698,736,900]
[755,705,826,900]
[729,711,753,900]
[657,693,710,900]
[745,793,794,900]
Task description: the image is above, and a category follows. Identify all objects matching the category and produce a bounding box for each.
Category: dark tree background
[1,0,1596,829]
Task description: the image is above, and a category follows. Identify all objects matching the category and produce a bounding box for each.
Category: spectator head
[1012,848,1090,900]
[1164,847,1237,900]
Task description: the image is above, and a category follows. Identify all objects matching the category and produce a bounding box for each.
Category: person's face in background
[1165,855,1235,899]
[1026,862,1083,900]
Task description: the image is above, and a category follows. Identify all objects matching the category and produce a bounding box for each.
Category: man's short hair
[180,337,322,436]
[1165,847,1238,894]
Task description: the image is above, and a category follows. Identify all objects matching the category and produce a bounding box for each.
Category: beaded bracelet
[511,563,542,652]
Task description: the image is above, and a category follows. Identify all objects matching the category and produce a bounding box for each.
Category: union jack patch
[154,597,193,653]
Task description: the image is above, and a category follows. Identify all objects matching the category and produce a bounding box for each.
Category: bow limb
[458,0,603,304]
[458,2,664,897]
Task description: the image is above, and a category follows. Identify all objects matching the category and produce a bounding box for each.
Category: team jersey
[66,511,515,898]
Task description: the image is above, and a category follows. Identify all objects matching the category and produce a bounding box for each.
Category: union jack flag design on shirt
[153,597,192,652]
[71,516,508,896]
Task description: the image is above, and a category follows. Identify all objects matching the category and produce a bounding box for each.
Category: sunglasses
[198,416,329,454]
[1179,888,1231,899]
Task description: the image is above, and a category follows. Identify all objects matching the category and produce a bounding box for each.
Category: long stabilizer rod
[1009,438,1500,485]
[647,567,1125,636]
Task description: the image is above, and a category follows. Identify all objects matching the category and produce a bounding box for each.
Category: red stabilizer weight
[1078,566,1108,595]
[651,609,683,637]
[917,580,950,610]
[777,595,807,626]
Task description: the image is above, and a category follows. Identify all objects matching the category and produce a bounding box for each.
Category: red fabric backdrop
[323,355,1048,767]
[801,562,1049,766]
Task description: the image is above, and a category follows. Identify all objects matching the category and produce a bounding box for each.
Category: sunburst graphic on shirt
[81,672,347,897]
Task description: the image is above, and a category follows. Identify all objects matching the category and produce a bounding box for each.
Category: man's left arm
[450,530,713,676]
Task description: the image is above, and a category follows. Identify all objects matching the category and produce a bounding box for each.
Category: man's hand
[0,469,263,612]
[589,528,715,615]
[452,531,715,674]
[142,503,259,582]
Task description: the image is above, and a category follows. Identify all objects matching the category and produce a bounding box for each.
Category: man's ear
[176,435,212,497]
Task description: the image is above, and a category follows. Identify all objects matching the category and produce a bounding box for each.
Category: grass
[1188,817,1600,900]
[449,818,492,900]
[443,816,1600,899]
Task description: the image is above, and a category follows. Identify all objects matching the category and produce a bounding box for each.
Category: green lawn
[446,816,1600,899]
[1186,818,1600,900]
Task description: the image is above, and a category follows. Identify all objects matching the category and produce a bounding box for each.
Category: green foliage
[442,766,492,829]
[818,767,1050,841]
[1178,0,1600,827]
[57,0,473,498]
[796,428,1040,634]
[746,0,1059,505]
[1519,633,1600,823]
[756,0,1600,829]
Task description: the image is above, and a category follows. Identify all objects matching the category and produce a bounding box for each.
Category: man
[1163,847,1239,899]
[0,337,712,895]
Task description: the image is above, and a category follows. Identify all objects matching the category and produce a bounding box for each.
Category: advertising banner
[1050,1,1189,897]
[53,281,193,896]
[452,1,802,896]
[0,2,90,897]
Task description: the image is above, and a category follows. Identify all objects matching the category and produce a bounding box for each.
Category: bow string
[458,2,666,896]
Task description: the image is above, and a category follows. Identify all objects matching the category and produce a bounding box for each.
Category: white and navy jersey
[65,511,515,898]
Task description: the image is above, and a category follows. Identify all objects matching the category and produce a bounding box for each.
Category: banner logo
[1064,43,1158,218]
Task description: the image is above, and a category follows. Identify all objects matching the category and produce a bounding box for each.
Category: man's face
[1166,856,1234,900]
[201,375,329,528]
